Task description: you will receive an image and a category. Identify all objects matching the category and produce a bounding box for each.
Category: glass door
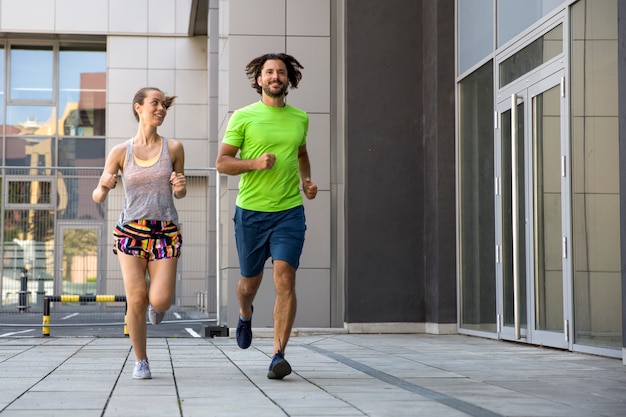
[54,222,104,299]
[496,70,571,349]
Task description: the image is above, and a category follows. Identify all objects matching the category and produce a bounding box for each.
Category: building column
[422,0,457,332]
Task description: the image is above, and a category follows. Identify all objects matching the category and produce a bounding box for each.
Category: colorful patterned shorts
[113,220,182,261]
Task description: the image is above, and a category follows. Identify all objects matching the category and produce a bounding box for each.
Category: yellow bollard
[42,315,50,336]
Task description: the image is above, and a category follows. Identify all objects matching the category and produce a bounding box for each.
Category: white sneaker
[149,305,165,325]
[133,359,152,379]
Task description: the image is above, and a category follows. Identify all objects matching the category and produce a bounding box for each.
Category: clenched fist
[255,153,276,171]
[170,171,187,198]
[100,172,118,190]
[302,177,317,200]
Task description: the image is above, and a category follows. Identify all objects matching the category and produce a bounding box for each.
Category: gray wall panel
[345,0,424,323]
[422,0,457,324]
[344,0,457,325]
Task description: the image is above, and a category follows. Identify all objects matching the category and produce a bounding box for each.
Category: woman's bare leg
[147,257,178,312]
[118,253,149,361]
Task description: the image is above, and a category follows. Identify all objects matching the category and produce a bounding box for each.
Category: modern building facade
[0,0,622,363]
[455,0,624,362]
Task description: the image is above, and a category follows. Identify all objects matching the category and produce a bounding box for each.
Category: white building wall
[0,0,192,35]
[0,0,213,306]
[106,33,211,305]
[217,0,332,327]
[0,0,335,326]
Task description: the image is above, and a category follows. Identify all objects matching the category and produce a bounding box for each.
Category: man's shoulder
[284,104,308,120]
[227,102,260,127]
[234,101,263,114]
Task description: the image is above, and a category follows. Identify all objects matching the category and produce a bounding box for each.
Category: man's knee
[239,274,262,294]
[273,262,296,292]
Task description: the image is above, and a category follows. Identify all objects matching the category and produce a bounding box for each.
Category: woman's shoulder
[165,137,185,165]
[165,137,184,151]
[109,141,129,158]
[105,141,129,171]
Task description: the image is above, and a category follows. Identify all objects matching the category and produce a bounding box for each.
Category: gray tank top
[117,137,179,226]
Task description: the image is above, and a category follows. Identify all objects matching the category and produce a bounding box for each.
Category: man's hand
[255,153,276,170]
[302,177,318,200]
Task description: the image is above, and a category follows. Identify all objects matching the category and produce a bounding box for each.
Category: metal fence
[0,167,219,332]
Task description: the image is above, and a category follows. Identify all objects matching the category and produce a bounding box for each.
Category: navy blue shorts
[233,205,306,277]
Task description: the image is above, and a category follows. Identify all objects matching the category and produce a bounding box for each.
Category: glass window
[570,0,621,350]
[57,137,104,220]
[458,61,497,332]
[0,47,4,124]
[499,24,563,87]
[2,208,55,280]
[5,179,53,206]
[9,45,54,101]
[59,47,106,137]
[0,39,106,309]
[5,137,56,167]
[497,0,564,46]
[6,105,56,136]
[58,138,105,167]
[56,175,104,221]
[458,0,493,75]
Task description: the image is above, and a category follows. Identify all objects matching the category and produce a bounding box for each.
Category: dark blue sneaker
[267,350,291,379]
[236,306,253,349]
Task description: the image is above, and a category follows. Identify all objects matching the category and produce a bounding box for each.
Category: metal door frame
[495,66,572,349]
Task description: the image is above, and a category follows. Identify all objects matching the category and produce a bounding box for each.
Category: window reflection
[5,179,52,206]
[0,47,4,124]
[58,138,105,167]
[6,105,56,136]
[497,0,563,46]
[58,137,105,221]
[499,24,563,87]
[5,136,56,167]
[2,44,106,167]
[458,0,493,74]
[59,48,106,137]
[57,175,104,221]
[10,45,54,101]
[1,39,106,309]
[571,0,621,350]
[458,61,497,332]
[2,208,55,281]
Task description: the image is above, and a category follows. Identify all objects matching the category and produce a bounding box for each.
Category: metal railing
[0,166,222,333]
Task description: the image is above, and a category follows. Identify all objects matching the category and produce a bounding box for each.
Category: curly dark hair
[245,53,303,95]
[132,87,177,121]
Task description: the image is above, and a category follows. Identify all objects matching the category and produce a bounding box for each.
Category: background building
[0,0,622,363]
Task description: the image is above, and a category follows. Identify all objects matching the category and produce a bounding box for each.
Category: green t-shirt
[223,101,309,212]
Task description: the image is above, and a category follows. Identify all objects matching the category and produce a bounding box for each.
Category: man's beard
[263,83,288,98]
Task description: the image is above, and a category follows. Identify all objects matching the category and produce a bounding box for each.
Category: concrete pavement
[0,332,624,416]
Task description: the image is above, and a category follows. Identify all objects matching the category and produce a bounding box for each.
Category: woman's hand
[170,171,187,199]
[92,173,117,203]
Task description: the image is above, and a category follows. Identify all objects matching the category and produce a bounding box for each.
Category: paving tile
[0,334,622,417]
